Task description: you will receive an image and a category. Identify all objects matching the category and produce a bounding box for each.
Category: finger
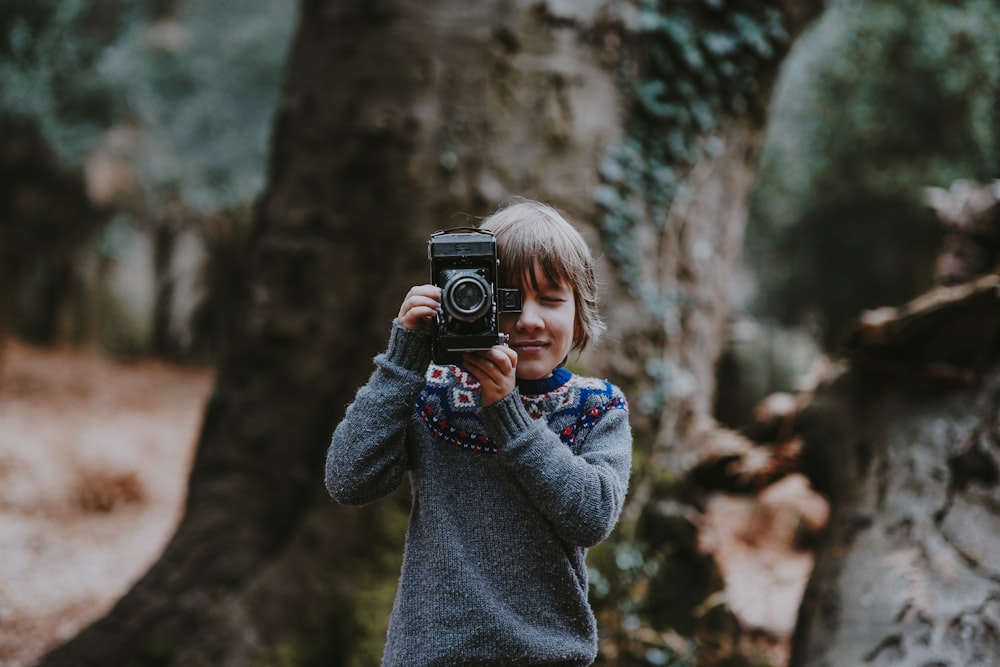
[405,306,438,320]
[488,350,513,375]
[401,285,441,307]
[462,354,498,383]
[409,284,442,301]
[477,346,514,376]
[462,352,490,374]
[494,345,518,369]
[404,297,440,313]
[399,294,441,321]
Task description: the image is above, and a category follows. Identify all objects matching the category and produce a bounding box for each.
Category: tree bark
[791,278,1000,666]
[614,119,768,523]
[603,0,826,520]
[584,3,825,661]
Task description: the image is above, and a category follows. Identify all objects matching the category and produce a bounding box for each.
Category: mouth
[511,341,548,353]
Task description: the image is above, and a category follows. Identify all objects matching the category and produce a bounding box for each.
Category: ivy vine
[597,0,789,305]
[593,0,791,421]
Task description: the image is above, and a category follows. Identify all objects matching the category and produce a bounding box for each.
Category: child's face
[500,262,577,381]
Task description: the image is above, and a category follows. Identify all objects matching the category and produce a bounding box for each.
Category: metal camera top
[427,227,497,261]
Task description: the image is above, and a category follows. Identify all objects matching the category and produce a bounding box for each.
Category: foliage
[96,0,296,215]
[0,0,132,159]
[594,0,792,428]
[0,0,296,217]
[0,0,295,354]
[596,0,788,317]
[747,0,1000,350]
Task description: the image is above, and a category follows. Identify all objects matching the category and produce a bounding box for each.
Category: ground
[0,340,213,667]
[0,340,824,667]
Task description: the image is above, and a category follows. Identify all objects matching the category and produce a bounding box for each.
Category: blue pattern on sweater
[415,363,628,454]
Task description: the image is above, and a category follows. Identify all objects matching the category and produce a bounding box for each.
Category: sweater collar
[516,367,571,396]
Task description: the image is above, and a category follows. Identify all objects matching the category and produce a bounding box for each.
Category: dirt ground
[0,339,824,667]
[0,340,214,667]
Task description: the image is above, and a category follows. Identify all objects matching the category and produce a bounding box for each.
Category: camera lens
[442,274,491,322]
[453,282,486,311]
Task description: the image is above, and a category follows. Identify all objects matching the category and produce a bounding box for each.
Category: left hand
[462,345,518,407]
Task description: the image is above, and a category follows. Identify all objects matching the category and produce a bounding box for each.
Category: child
[326,199,632,666]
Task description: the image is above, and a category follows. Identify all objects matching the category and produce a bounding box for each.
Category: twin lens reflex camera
[427,228,522,365]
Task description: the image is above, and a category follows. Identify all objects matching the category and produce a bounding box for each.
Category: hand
[398,284,441,331]
[462,345,518,407]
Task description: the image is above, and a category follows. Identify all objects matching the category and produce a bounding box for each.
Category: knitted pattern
[416,364,628,454]
[326,323,632,667]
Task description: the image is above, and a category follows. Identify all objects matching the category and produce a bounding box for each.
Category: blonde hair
[479,198,606,352]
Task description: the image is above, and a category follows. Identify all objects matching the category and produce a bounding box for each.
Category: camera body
[428,228,522,365]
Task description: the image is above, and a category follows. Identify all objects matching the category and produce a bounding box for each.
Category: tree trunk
[0,117,105,351]
[582,3,825,661]
[614,119,767,521]
[600,0,826,516]
[791,277,1000,666]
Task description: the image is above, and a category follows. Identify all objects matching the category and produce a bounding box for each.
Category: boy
[326,199,632,666]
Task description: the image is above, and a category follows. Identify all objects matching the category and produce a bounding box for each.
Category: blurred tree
[732,2,1000,663]
[0,0,295,356]
[94,0,295,216]
[926,178,1000,285]
[747,0,1000,351]
[0,118,104,350]
[587,2,823,663]
[0,0,292,214]
[0,0,129,159]
[790,273,1000,665]
[0,0,126,348]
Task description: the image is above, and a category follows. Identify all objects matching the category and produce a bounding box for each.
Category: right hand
[462,344,518,407]
[397,284,442,331]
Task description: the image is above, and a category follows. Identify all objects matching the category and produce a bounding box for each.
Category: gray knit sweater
[326,322,632,666]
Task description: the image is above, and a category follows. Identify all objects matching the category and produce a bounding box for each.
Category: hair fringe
[479,199,606,351]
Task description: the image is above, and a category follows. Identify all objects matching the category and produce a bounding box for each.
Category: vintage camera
[428,227,522,364]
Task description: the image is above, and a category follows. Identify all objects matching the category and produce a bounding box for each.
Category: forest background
[2,0,1000,666]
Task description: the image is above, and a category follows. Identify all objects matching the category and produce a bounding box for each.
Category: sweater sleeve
[480,386,632,547]
[325,321,432,506]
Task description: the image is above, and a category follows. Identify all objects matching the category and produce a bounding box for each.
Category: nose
[516,298,544,331]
